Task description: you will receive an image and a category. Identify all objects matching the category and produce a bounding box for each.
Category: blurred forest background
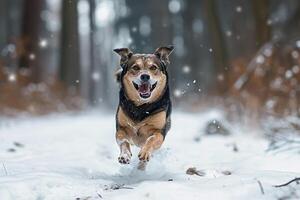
[0,0,300,124]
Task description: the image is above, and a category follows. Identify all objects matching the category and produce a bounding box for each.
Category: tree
[88,0,97,104]
[0,0,7,48]
[205,0,228,93]
[19,0,44,82]
[60,0,80,90]
[252,0,270,48]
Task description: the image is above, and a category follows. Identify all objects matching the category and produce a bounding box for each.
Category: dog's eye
[150,65,158,71]
[132,65,140,71]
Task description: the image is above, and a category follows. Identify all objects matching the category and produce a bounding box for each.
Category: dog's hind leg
[138,131,164,163]
[116,129,132,164]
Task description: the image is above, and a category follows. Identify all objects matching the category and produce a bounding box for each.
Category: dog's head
[114,46,174,105]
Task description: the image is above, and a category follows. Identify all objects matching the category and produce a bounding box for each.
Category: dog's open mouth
[133,81,157,99]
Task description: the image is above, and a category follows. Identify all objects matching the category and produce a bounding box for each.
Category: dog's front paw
[118,152,132,164]
[138,149,151,162]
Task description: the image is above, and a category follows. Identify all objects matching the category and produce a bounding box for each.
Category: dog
[113,45,174,169]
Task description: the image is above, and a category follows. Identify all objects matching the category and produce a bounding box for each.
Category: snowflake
[182,65,191,74]
[168,0,181,14]
[291,51,299,59]
[236,6,242,13]
[8,73,16,82]
[39,39,48,48]
[266,99,275,109]
[270,77,282,89]
[256,55,265,64]
[296,40,300,48]
[292,65,300,74]
[173,89,182,97]
[217,74,224,81]
[92,72,100,81]
[29,53,36,60]
[263,48,272,57]
[131,27,137,32]
[285,70,293,79]
[226,31,232,37]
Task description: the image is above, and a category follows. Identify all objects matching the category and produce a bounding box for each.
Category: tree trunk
[0,0,7,48]
[205,0,228,93]
[88,0,97,104]
[19,0,43,82]
[60,0,80,90]
[252,0,270,48]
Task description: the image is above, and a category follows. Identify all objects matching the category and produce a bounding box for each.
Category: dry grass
[221,40,300,119]
[0,65,84,116]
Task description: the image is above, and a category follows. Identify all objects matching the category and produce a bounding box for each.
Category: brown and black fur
[114,46,174,170]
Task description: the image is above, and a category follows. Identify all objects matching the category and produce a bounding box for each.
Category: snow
[226,30,232,37]
[173,89,182,97]
[7,74,16,82]
[236,6,242,13]
[256,55,265,64]
[29,53,36,60]
[0,110,300,200]
[39,39,48,48]
[168,0,181,14]
[182,65,191,74]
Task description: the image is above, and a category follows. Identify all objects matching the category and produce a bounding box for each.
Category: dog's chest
[117,107,166,145]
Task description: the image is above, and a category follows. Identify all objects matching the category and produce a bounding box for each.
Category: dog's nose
[140,74,150,82]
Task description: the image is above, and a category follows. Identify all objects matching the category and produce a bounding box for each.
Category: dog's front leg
[138,131,164,162]
[116,129,132,164]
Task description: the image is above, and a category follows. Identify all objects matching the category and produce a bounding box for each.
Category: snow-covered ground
[0,110,299,200]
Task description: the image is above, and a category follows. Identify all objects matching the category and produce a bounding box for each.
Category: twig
[2,163,8,176]
[186,167,206,176]
[96,192,103,199]
[257,180,265,195]
[266,133,300,154]
[104,183,133,190]
[274,177,300,188]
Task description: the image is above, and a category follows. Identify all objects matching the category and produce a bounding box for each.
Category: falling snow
[292,65,300,74]
[173,89,182,97]
[291,51,299,59]
[285,70,293,79]
[182,65,191,74]
[256,55,265,64]
[39,39,48,48]
[296,40,300,48]
[226,30,232,37]
[236,6,242,13]
[8,73,16,82]
[29,53,36,60]
[92,72,100,81]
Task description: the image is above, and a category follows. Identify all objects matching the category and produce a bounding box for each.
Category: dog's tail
[115,67,122,83]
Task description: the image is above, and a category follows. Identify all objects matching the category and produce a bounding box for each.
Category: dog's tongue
[139,83,150,94]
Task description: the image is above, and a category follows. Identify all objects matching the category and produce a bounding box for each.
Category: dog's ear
[113,48,133,66]
[154,45,174,65]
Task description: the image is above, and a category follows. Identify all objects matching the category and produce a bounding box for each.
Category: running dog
[114,46,174,169]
